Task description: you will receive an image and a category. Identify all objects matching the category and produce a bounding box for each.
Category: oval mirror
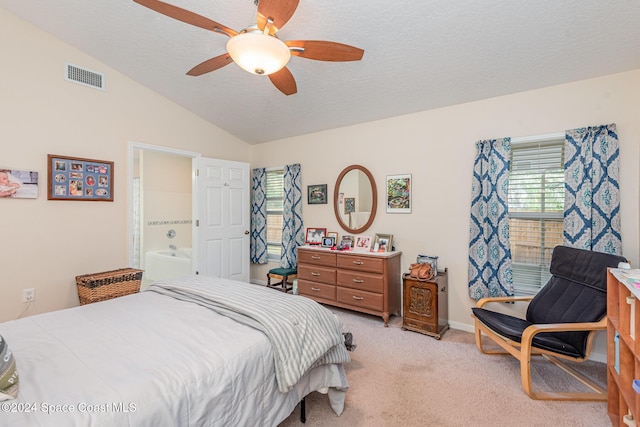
[333,165,377,234]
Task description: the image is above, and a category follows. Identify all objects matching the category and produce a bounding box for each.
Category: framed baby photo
[48,154,114,201]
[0,168,39,199]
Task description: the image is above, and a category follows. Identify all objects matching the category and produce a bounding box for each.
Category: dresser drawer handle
[352,296,364,301]
[311,287,321,292]
[311,272,320,276]
[311,255,321,260]
[352,261,364,265]
[352,279,364,283]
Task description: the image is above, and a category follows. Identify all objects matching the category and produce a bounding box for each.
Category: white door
[195,157,250,282]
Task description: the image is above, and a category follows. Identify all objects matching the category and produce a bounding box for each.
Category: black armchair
[472,245,626,401]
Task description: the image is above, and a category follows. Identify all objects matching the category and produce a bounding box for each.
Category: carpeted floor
[279,307,610,427]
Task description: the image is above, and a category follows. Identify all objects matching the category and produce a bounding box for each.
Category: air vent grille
[65,63,105,90]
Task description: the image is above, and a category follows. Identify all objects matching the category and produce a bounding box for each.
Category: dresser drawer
[337,254,384,274]
[298,280,336,301]
[337,270,383,293]
[337,288,383,311]
[298,249,337,267]
[298,264,337,285]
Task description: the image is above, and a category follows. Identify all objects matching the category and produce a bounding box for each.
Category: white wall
[251,70,640,344]
[0,9,250,321]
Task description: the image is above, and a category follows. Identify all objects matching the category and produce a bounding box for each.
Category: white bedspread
[0,282,349,426]
[147,275,351,393]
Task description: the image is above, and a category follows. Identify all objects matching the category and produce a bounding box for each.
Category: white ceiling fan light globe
[226,29,291,75]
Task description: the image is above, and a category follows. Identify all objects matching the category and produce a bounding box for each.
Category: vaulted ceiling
[2,0,639,144]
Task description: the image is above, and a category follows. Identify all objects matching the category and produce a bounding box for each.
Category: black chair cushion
[472,307,583,358]
[474,246,626,358]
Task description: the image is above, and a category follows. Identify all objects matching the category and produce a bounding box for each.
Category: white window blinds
[509,139,565,295]
[266,169,284,260]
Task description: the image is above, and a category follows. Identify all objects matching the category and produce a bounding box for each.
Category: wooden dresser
[401,269,449,339]
[297,246,402,326]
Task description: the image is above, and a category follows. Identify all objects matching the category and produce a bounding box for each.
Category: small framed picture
[327,231,338,242]
[386,174,411,213]
[307,184,328,204]
[321,236,336,248]
[339,235,354,250]
[305,227,326,245]
[354,235,372,251]
[372,233,393,252]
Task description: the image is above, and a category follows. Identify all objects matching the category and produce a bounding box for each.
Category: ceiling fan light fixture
[226,29,291,75]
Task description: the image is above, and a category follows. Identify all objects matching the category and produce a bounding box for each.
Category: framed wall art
[307,184,328,204]
[386,174,411,213]
[0,168,39,199]
[48,154,114,201]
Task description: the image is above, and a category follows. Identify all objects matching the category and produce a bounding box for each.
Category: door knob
[244,230,250,235]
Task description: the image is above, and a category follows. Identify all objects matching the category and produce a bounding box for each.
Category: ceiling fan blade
[268,67,297,96]
[257,0,300,34]
[286,40,364,62]
[134,0,238,37]
[187,54,233,76]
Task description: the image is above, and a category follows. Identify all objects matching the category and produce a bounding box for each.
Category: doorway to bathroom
[129,143,197,288]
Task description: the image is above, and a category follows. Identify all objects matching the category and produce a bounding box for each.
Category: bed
[0,275,350,426]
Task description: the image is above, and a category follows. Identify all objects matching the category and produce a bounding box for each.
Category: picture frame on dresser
[321,236,336,248]
[305,227,326,245]
[372,233,393,252]
[354,235,372,251]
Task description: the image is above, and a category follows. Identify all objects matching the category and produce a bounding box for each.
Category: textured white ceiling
[1,0,639,144]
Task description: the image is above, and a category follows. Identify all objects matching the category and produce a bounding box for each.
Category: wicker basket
[75,268,144,305]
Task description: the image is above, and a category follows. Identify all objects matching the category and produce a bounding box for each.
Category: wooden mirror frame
[333,165,377,234]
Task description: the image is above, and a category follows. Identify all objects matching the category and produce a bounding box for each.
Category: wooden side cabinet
[402,269,448,339]
[607,268,640,426]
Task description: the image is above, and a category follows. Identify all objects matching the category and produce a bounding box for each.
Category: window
[265,168,284,261]
[508,138,564,295]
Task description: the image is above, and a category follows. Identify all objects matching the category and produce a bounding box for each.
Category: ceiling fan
[133,0,365,95]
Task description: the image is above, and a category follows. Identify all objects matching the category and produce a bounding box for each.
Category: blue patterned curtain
[564,123,622,254]
[281,164,304,269]
[250,168,268,264]
[468,138,513,300]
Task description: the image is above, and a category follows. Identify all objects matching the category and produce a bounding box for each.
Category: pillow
[0,334,19,400]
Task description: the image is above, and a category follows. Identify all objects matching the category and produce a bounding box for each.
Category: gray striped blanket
[146,276,350,393]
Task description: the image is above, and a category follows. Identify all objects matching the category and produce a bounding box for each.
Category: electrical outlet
[22,288,35,303]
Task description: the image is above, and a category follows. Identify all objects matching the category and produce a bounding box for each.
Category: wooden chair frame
[472,296,606,401]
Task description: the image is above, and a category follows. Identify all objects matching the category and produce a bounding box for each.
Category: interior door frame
[127,141,200,269]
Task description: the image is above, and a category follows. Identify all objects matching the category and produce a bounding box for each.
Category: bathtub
[144,248,192,282]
